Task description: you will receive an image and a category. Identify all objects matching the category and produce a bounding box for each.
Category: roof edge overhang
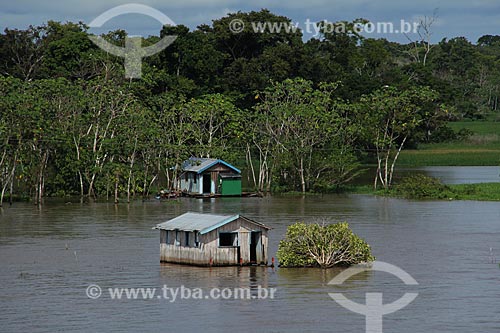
[239,215,272,230]
[199,214,240,234]
[197,160,241,175]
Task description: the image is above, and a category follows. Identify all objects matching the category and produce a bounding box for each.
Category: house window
[195,232,200,248]
[165,230,169,244]
[184,173,188,182]
[175,230,180,246]
[194,175,197,184]
[219,232,238,247]
[185,232,190,247]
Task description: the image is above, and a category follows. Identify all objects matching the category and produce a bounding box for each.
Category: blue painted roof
[154,212,238,234]
[182,157,241,174]
[154,212,270,234]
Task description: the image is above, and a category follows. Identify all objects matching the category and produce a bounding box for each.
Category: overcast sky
[1,0,500,43]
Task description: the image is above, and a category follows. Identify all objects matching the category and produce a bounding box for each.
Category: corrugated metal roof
[154,212,270,234]
[182,158,241,174]
[154,212,239,234]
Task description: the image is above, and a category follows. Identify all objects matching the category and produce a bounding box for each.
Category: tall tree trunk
[9,167,14,206]
[78,171,84,198]
[114,175,119,204]
[106,176,110,202]
[34,150,49,206]
[266,163,274,193]
[1,158,16,207]
[126,139,137,203]
[300,156,306,193]
[74,137,85,199]
[388,136,407,187]
[88,173,96,200]
[1,183,6,207]
[126,171,131,203]
[246,144,257,191]
[143,165,148,200]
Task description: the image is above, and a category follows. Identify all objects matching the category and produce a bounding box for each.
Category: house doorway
[250,231,261,263]
[202,174,211,194]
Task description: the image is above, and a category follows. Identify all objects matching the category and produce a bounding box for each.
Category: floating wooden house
[177,158,242,197]
[154,212,270,266]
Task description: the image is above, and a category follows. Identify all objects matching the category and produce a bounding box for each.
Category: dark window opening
[219,232,238,247]
[184,173,188,182]
[185,232,190,247]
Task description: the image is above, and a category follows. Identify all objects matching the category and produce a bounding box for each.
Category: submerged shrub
[277,221,375,268]
[395,174,451,199]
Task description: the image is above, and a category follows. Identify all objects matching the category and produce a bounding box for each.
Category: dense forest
[1,9,500,204]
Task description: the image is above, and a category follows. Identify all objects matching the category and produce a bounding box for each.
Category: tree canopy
[1,9,499,203]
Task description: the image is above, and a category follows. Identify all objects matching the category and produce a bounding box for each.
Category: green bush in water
[277,221,375,268]
[396,174,451,199]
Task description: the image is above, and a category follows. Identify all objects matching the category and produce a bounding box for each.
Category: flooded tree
[277,220,375,268]
[360,86,440,190]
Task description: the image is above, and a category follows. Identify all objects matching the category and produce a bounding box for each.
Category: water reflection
[356,166,500,185]
[159,264,271,289]
[277,267,352,286]
[2,195,500,332]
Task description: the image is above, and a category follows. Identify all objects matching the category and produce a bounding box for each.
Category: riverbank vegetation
[277,221,375,268]
[399,121,500,166]
[349,175,500,201]
[1,10,500,204]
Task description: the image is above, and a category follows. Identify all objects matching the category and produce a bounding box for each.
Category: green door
[220,177,241,196]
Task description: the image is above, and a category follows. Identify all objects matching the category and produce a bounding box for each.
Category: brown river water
[1,167,500,332]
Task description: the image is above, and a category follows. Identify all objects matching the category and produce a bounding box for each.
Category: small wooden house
[154,212,270,266]
[177,158,242,196]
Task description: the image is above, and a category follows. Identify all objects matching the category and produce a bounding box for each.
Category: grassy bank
[347,179,500,201]
[398,121,500,166]
[448,183,500,201]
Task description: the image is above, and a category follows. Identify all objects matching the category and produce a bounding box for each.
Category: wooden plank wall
[239,229,250,262]
[160,244,238,266]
